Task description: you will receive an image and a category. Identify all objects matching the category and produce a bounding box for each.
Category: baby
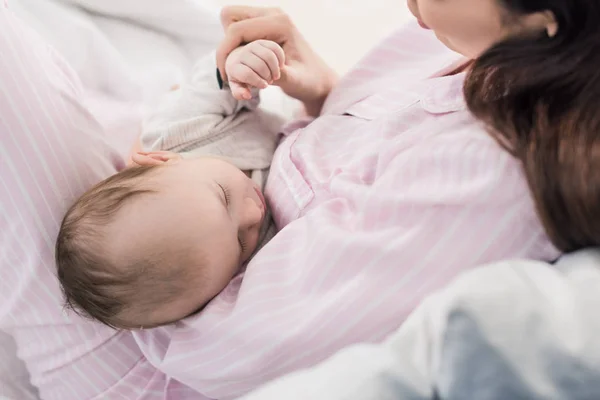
[55,40,286,329]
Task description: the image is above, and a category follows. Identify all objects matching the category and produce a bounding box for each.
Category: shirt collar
[420,72,467,114]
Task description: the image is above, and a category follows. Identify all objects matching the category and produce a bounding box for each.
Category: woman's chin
[417,19,431,30]
[434,34,462,56]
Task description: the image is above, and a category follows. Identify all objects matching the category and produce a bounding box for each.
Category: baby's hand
[132,151,182,166]
[225,40,285,101]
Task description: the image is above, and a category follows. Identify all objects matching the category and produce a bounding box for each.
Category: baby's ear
[131,151,181,166]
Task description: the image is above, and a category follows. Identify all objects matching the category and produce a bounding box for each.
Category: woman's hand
[217,6,338,116]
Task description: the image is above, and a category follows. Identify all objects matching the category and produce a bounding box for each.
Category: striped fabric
[0,3,560,400]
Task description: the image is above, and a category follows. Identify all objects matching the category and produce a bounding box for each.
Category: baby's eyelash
[217,182,246,255]
[218,184,231,205]
[238,236,248,254]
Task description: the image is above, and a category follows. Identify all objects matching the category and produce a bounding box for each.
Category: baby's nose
[239,197,263,229]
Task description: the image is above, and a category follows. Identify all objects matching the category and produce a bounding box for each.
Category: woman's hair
[465,0,600,252]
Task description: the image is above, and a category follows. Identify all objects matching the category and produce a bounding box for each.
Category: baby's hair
[55,165,190,329]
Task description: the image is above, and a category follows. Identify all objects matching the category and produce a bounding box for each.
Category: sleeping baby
[55,40,286,329]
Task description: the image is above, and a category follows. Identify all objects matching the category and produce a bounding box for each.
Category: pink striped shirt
[0,3,559,400]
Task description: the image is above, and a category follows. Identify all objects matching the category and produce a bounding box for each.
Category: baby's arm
[142,41,284,153]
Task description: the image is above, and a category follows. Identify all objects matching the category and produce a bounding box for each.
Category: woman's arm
[216,6,338,117]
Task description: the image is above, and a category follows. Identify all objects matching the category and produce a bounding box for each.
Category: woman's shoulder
[395,111,529,207]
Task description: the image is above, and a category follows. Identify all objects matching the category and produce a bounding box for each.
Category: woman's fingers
[217,13,293,80]
[137,151,171,155]
[220,6,283,30]
[135,151,182,164]
[131,152,164,166]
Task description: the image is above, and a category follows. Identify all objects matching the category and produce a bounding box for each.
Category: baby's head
[56,156,266,329]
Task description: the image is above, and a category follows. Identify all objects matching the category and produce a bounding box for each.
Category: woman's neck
[445,60,474,76]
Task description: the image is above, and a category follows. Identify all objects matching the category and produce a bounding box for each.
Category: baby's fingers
[239,52,275,83]
[229,63,268,90]
[256,40,285,78]
[250,41,284,82]
[229,80,253,100]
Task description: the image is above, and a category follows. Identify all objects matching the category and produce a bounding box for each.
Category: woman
[1,1,599,399]
[217,1,599,253]
[134,0,599,397]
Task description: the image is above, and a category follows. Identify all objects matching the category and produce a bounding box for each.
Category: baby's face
[107,157,266,327]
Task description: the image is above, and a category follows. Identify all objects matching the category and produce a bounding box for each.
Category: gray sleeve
[141,51,259,153]
[240,250,600,400]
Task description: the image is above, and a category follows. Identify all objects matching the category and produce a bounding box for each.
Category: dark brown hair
[465,0,600,252]
[55,165,189,329]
